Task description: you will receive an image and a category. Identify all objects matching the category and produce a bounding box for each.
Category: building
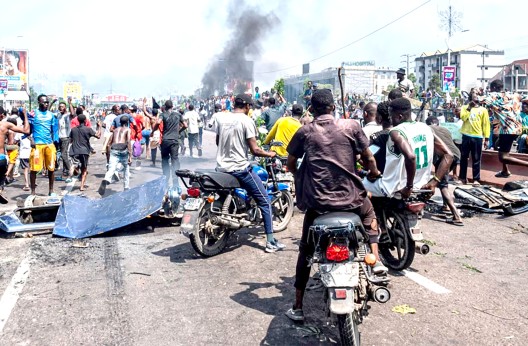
[283,61,398,105]
[414,44,505,93]
[490,59,528,92]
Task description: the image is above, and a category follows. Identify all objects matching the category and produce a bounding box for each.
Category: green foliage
[273,78,285,96]
[429,74,442,93]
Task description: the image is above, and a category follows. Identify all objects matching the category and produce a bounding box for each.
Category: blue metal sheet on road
[53,177,166,238]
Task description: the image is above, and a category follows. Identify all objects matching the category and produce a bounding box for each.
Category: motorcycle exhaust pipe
[370,286,391,303]
[209,215,252,229]
[415,242,430,255]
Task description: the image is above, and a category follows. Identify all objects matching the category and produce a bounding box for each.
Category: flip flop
[495,171,511,178]
[22,186,30,191]
[446,218,464,227]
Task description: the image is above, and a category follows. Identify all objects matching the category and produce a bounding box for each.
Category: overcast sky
[1,0,526,98]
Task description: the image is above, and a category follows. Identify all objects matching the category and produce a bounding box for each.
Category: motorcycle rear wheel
[271,190,294,232]
[337,312,360,346]
[190,206,230,257]
[379,212,415,271]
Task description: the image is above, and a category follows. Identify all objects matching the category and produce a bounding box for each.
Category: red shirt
[71,116,92,129]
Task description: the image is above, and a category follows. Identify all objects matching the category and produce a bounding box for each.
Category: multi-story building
[283,61,398,104]
[414,44,505,93]
[490,59,528,92]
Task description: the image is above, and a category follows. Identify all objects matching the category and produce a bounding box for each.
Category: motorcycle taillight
[326,242,349,262]
[406,202,425,214]
[187,187,201,198]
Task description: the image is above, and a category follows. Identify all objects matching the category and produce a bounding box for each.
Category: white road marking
[61,177,78,196]
[0,251,31,333]
[402,270,451,294]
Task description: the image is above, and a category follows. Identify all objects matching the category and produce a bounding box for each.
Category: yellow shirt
[264,117,302,157]
[460,105,490,138]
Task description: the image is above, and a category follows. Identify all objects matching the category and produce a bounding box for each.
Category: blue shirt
[112,113,134,129]
[30,109,59,145]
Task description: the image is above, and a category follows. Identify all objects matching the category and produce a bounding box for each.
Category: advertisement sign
[442,66,456,92]
[104,94,129,103]
[0,79,7,95]
[63,82,83,100]
[0,49,29,100]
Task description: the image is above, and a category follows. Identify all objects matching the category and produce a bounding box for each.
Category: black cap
[397,68,406,75]
[292,104,303,115]
[120,104,129,111]
[234,94,253,106]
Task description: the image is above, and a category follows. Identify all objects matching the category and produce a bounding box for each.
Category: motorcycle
[175,157,294,257]
[309,212,391,346]
[373,190,431,271]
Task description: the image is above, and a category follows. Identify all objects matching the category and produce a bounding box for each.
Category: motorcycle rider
[212,94,285,253]
[263,103,303,157]
[285,89,386,321]
[362,97,453,199]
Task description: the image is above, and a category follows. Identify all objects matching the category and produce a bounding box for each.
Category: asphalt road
[1,130,527,345]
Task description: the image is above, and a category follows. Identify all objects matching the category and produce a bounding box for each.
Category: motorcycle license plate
[320,262,359,288]
[184,198,202,211]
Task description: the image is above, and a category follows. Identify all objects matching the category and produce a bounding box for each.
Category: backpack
[132,140,142,157]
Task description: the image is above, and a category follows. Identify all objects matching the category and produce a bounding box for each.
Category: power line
[256,0,432,75]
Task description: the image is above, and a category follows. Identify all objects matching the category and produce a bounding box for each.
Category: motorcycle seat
[313,212,363,228]
[195,171,241,189]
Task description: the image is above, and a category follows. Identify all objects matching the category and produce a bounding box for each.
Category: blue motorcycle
[175,157,294,257]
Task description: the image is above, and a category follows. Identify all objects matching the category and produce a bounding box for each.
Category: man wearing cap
[152,100,187,186]
[264,103,303,157]
[214,93,285,253]
[395,68,414,98]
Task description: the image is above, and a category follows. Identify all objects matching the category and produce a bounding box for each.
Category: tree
[429,74,442,93]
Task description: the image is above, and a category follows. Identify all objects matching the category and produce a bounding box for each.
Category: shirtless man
[98,115,131,196]
[0,107,30,202]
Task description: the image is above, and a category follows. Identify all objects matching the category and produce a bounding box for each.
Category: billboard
[443,66,456,92]
[0,49,29,100]
[63,82,82,100]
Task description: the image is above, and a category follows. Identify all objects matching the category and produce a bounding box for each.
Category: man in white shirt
[183,104,202,157]
[57,101,73,179]
[395,68,414,98]
[362,102,382,139]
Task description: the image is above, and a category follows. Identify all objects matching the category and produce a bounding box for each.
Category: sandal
[23,186,30,191]
[495,171,511,178]
[446,218,464,227]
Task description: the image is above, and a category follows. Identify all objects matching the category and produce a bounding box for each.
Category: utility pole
[401,54,416,75]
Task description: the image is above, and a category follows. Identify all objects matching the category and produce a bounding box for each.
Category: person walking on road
[459,91,489,185]
[29,94,60,196]
[98,115,132,195]
[184,104,202,157]
[69,113,101,192]
[152,100,187,187]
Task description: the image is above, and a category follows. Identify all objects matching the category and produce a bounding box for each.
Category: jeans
[103,149,130,189]
[160,140,180,187]
[59,137,71,175]
[459,135,483,181]
[198,127,203,146]
[517,134,527,153]
[188,133,200,156]
[229,166,273,235]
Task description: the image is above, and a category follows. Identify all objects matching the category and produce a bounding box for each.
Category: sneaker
[273,238,286,250]
[98,181,107,196]
[372,261,388,274]
[265,241,280,253]
[285,307,305,321]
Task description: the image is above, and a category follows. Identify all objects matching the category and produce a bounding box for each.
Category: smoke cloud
[200,2,279,97]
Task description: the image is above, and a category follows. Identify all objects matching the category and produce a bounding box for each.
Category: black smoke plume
[200,3,279,97]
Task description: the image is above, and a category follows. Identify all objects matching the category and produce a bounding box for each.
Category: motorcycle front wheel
[337,312,360,346]
[379,211,415,271]
[271,190,294,232]
[190,206,230,257]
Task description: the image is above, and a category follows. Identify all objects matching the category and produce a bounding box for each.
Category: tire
[189,205,230,257]
[337,312,360,346]
[379,211,415,271]
[271,190,294,232]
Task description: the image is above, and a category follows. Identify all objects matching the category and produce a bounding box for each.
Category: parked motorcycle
[309,212,391,346]
[175,158,294,257]
[373,190,431,271]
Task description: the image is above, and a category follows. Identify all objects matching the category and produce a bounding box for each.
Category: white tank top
[380,121,434,196]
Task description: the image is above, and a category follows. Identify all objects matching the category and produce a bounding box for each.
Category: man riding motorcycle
[263,104,303,157]
[284,89,386,321]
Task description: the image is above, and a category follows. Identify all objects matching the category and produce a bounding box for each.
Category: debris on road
[392,304,417,315]
[0,195,60,234]
[71,240,89,248]
[53,177,166,239]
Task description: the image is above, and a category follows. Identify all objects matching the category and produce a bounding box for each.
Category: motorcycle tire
[379,211,415,271]
[271,190,294,232]
[337,312,360,346]
[190,205,230,257]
